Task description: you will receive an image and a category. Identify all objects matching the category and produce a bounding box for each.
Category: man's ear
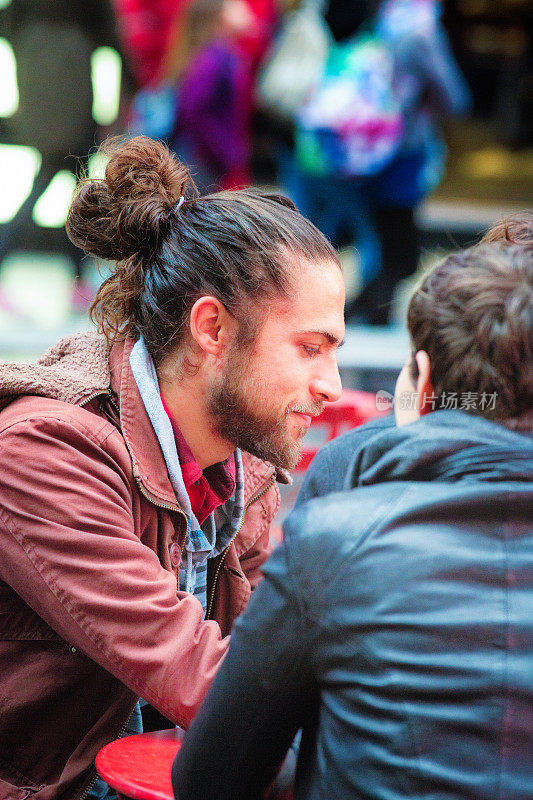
[415,350,435,416]
[189,296,237,358]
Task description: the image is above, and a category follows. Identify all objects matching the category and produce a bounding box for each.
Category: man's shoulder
[0,394,119,447]
[0,331,110,410]
[288,480,403,547]
[274,480,410,601]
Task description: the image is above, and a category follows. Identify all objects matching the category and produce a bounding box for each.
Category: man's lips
[291,412,313,429]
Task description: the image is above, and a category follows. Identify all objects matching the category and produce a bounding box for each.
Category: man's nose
[310,360,342,404]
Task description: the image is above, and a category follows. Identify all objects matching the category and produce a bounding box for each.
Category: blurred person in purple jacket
[163,0,257,191]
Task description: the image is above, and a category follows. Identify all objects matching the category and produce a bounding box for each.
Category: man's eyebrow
[299,330,345,347]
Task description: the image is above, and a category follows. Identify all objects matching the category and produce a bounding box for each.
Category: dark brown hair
[407,244,533,430]
[66,136,339,365]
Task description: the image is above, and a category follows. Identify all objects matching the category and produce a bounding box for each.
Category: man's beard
[208,348,323,470]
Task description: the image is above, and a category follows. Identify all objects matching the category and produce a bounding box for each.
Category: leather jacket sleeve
[0,413,229,729]
[172,531,316,800]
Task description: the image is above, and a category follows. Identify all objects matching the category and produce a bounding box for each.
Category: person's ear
[189,296,237,358]
[414,350,435,416]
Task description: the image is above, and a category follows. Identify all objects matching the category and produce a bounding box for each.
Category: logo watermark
[375,390,498,412]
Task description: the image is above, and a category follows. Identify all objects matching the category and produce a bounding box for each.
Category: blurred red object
[96,729,184,800]
[112,0,184,88]
[96,727,294,799]
[296,388,385,471]
[269,389,387,545]
[113,0,277,88]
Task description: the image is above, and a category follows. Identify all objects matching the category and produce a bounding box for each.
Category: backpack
[129,82,178,142]
[256,0,332,122]
[294,31,404,177]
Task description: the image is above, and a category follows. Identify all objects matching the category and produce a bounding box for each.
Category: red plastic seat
[296,388,385,471]
[95,729,184,800]
[96,729,293,799]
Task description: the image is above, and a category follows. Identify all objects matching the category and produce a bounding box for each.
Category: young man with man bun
[0,136,345,799]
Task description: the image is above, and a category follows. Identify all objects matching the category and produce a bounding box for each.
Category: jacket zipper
[135,478,188,590]
[79,389,112,408]
[205,473,276,620]
[77,696,141,800]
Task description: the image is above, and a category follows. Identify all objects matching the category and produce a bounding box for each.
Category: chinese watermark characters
[375,390,498,413]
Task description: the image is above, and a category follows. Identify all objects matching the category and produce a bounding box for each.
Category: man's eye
[302,345,320,357]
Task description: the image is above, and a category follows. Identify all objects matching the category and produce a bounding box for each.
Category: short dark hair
[66,136,339,365]
[407,244,533,430]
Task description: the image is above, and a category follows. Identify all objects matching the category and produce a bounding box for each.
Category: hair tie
[173,196,185,214]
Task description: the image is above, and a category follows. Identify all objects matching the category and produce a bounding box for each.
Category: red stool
[96,729,293,799]
[96,729,184,800]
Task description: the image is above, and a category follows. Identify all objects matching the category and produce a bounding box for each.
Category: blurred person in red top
[114,0,276,89]
[159,0,257,190]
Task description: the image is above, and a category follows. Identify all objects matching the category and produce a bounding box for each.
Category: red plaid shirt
[161,395,236,525]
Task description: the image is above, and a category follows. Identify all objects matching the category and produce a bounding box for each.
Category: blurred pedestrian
[345,0,471,324]
[281,0,471,325]
[0,0,120,313]
[158,0,257,192]
[114,0,275,90]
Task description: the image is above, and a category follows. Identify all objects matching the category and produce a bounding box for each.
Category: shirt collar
[160,393,236,520]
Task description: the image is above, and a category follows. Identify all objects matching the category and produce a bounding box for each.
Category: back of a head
[66,136,338,365]
[407,244,533,431]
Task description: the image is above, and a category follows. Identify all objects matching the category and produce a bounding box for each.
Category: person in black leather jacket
[172,241,533,800]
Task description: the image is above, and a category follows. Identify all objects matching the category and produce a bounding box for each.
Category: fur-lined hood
[0,331,111,410]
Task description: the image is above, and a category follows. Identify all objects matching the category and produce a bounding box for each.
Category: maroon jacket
[0,333,284,800]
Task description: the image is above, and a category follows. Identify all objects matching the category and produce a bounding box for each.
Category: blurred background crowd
[0,0,531,381]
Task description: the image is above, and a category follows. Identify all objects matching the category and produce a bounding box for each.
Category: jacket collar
[0,331,111,411]
[109,337,179,506]
[352,409,533,488]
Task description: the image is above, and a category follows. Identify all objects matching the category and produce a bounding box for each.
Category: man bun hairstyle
[66,136,338,365]
[67,137,197,347]
[407,244,533,431]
